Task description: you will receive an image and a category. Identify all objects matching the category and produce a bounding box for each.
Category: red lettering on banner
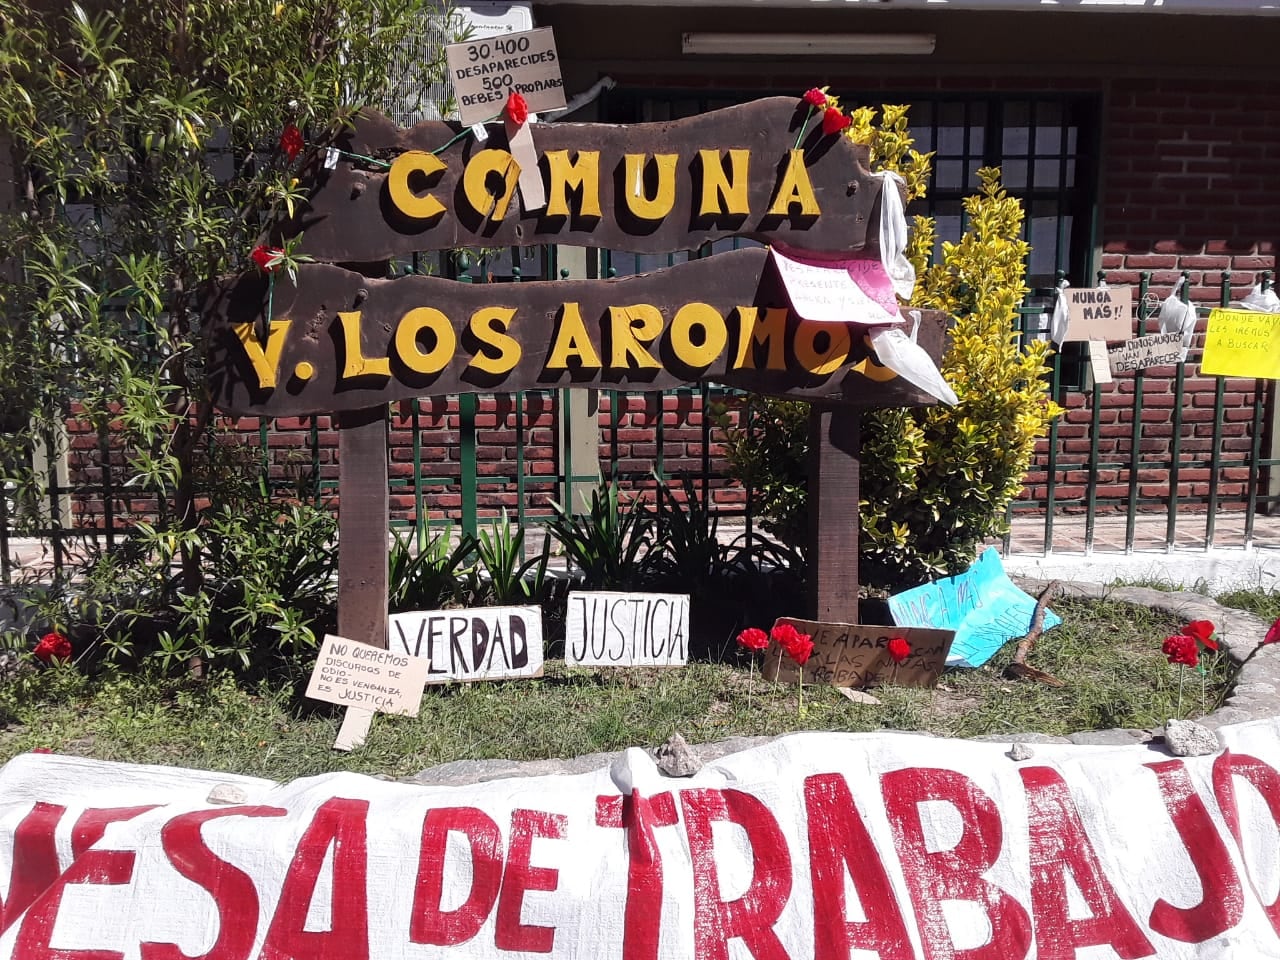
[411,807,504,946]
[72,806,159,860]
[680,788,793,960]
[1212,751,1280,937]
[803,773,914,960]
[139,806,287,960]
[882,766,1032,960]
[1019,767,1154,959]
[13,805,153,960]
[495,809,567,953]
[260,797,370,960]
[595,791,679,960]
[1145,759,1243,942]
[0,803,64,934]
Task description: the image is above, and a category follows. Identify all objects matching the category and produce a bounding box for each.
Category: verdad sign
[4,720,1280,958]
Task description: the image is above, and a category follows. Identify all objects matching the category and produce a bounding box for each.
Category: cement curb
[406,582,1279,785]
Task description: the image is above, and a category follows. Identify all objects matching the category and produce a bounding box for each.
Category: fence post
[554,247,601,513]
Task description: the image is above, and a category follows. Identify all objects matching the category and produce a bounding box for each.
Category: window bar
[1245,271,1273,547]
[512,264,527,531]
[1166,271,1189,551]
[1123,272,1146,554]
[1043,270,1065,555]
[411,399,426,544]
[456,254,478,537]
[44,427,64,572]
[0,463,11,583]
[99,423,116,552]
[1205,271,1231,550]
[1084,269,1106,555]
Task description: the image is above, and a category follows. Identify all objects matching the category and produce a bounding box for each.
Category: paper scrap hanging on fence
[887,547,1061,667]
[1062,285,1133,342]
[1201,307,1280,378]
[760,618,953,688]
[769,248,900,325]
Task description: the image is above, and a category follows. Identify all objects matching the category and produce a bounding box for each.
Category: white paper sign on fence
[389,605,543,683]
[304,633,430,715]
[565,591,689,666]
[4,721,1280,959]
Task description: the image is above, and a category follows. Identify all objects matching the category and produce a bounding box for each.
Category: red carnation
[505,91,529,126]
[787,634,814,666]
[887,636,911,664]
[1265,618,1280,646]
[771,622,800,650]
[279,124,304,161]
[736,627,769,652]
[251,244,283,273]
[822,107,851,136]
[33,632,72,664]
[1162,634,1199,669]
[1185,619,1218,651]
[802,88,827,108]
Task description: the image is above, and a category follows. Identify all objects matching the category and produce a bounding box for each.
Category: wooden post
[806,405,862,623]
[333,405,389,751]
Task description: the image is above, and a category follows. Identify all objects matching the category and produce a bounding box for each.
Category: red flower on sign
[736,627,769,652]
[887,636,911,664]
[802,87,827,108]
[1185,619,1218,651]
[33,632,72,664]
[279,124,304,161]
[787,634,815,666]
[251,244,283,273]
[505,91,529,126]
[1162,634,1199,668]
[822,107,851,136]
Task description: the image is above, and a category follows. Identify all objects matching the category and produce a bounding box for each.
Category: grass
[1215,588,1280,624]
[0,596,1234,782]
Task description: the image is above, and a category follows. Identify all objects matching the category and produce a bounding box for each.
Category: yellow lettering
[394,307,456,375]
[462,149,520,221]
[732,307,787,371]
[622,153,678,221]
[609,305,664,369]
[767,149,821,217]
[546,303,602,369]
[698,149,750,217]
[669,302,728,369]
[545,150,601,218]
[794,319,851,376]
[233,320,290,389]
[852,335,899,382]
[338,311,391,380]
[387,150,447,221]
[466,307,521,375]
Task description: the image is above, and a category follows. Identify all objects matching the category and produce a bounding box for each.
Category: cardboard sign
[565,591,689,666]
[1201,307,1280,378]
[1086,340,1113,384]
[304,633,430,715]
[888,547,1061,668]
[1063,285,1132,342]
[760,619,953,688]
[770,248,900,325]
[1108,331,1185,373]
[388,606,543,683]
[445,27,565,126]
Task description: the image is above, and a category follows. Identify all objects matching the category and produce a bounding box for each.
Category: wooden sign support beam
[333,405,389,751]
[806,406,862,623]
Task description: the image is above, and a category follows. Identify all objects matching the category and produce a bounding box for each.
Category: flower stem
[798,673,804,717]
[267,273,274,322]
[1178,666,1185,716]
[793,106,815,150]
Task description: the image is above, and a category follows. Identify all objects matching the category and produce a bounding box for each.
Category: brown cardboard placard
[760,619,953,689]
[445,27,565,126]
[1063,286,1132,342]
[1107,332,1185,373]
[306,634,431,717]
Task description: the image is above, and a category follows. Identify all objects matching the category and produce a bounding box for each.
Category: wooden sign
[388,606,543,683]
[565,591,689,667]
[445,27,566,125]
[204,248,948,417]
[1201,308,1280,379]
[1107,332,1185,373]
[278,98,891,260]
[305,633,431,715]
[1062,286,1132,342]
[760,619,953,689]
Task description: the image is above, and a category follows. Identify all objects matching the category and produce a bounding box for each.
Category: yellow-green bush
[719,104,1061,590]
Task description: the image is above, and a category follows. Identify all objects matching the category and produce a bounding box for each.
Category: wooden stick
[1006,580,1064,687]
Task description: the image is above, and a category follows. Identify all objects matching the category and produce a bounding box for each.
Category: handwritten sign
[887,547,1061,668]
[760,619,953,688]
[388,606,543,683]
[1201,307,1280,378]
[1063,285,1132,342]
[445,27,565,126]
[1108,331,1185,373]
[565,591,689,666]
[1086,340,1113,385]
[770,248,899,325]
[304,634,430,715]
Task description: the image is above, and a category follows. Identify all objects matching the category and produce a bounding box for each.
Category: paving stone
[972,732,1070,744]
[1066,729,1151,746]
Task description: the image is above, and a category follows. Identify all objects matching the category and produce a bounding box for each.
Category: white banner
[2,720,1280,958]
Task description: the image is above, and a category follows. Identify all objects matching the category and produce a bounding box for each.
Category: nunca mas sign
[203,98,945,418]
[2,720,1280,958]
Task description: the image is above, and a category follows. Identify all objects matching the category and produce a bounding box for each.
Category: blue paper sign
[887,547,1062,668]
